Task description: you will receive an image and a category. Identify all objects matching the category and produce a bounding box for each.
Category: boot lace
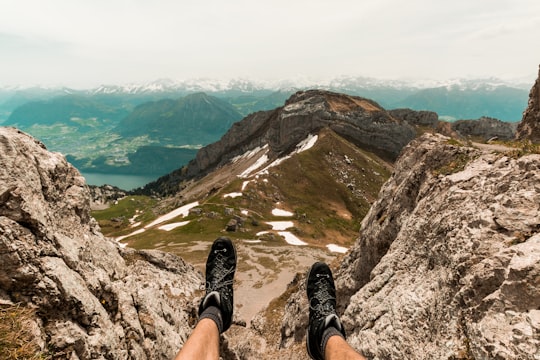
[309,274,336,318]
[206,248,235,293]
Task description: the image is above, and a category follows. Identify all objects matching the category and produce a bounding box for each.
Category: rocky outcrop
[516,64,540,142]
[452,116,517,141]
[388,108,438,127]
[280,133,540,359]
[142,90,416,195]
[89,184,127,210]
[0,127,202,359]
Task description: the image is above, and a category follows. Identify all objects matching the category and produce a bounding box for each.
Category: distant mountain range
[0,76,532,183]
[1,76,532,121]
[116,92,243,145]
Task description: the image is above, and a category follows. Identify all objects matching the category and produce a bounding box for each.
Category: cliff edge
[516,64,540,142]
[0,127,202,359]
[280,133,540,359]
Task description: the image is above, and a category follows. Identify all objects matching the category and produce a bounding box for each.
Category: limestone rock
[0,127,202,359]
[452,116,517,141]
[142,90,416,195]
[280,133,540,359]
[516,64,540,142]
[89,184,127,210]
[388,108,438,127]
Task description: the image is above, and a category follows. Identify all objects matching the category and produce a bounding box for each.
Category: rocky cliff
[141,90,417,195]
[451,116,517,141]
[279,133,540,359]
[0,127,202,359]
[516,64,540,142]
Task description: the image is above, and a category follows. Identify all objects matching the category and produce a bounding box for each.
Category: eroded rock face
[280,133,540,359]
[145,90,416,195]
[388,108,438,127]
[0,127,202,359]
[88,184,127,209]
[452,116,517,141]
[516,65,540,142]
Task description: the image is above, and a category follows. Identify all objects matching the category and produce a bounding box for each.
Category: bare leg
[325,335,367,360]
[175,237,237,360]
[174,318,220,360]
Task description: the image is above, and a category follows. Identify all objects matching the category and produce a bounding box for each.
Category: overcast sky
[1,0,540,88]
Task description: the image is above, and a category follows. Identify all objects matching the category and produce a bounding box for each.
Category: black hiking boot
[198,237,237,333]
[306,262,346,360]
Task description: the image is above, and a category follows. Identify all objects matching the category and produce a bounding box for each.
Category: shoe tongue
[324,314,342,331]
[202,291,222,309]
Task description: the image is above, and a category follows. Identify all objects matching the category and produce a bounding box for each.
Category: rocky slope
[277,133,540,359]
[0,127,202,359]
[451,116,517,141]
[517,64,540,142]
[141,90,417,196]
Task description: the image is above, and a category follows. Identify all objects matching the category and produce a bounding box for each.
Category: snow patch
[239,154,269,178]
[241,181,251,191]
[158,221,190,231]
[115,228,146,242]
[272,208,294,217]
[224,192,242,198]
[327,244,348,253]
[241,210,249,216]
[278,231,307,246]
[254,134,318,177]
[296,134,318,153]
[145,201,199,228]
[266,221,294,230]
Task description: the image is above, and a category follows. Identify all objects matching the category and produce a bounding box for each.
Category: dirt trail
[472,142,515,153]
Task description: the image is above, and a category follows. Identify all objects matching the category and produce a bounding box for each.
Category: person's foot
[306,262,346,360]
[198,237,237,333]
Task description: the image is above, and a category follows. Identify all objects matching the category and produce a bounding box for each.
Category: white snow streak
[145,201,199,228]
[326,244,348,253]
[272,208,294,217]
[266,221,294,230]
[278,231,307,246]
[158,221,190,231]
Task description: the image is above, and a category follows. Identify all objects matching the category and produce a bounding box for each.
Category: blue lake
[81,172,158,191]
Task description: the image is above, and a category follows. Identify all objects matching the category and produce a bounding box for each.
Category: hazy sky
[1,0,540,88]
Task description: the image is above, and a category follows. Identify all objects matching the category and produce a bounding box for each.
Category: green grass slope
[92,128,391,263]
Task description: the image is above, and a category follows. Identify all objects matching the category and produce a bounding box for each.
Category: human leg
[175,237,237,360]
[175,318,220,360]
[306,262,366,360]
[325,335,366,360]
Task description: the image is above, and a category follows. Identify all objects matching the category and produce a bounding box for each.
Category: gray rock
[388,108,439,127]
[280,133,540,359]
[0,127,202,359]
[147,90,416,195]
[452,116,517,141]
[516,64,540,142]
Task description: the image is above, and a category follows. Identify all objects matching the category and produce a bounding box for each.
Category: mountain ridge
[139,90,417,196]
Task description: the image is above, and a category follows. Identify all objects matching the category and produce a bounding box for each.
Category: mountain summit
[143,90,417,195]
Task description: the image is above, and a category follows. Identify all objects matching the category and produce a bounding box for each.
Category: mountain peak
[141,90,417,196]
